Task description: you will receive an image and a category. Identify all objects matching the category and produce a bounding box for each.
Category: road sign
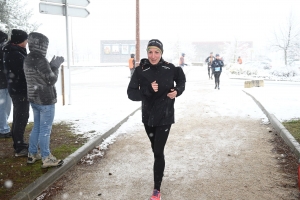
[39,0,90,105]
[39,2,89,18]
[40,0,90,7]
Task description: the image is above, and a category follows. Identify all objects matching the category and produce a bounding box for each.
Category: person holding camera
[24,32,64,168]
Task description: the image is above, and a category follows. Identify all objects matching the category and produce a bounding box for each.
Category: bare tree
[271,13,300,65]
[0,0,39,33]
[223,38,251,63]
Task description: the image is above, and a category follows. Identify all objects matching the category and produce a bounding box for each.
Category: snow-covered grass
[6,65,300,143]
[226,63,300,81]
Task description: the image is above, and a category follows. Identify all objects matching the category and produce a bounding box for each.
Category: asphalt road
[42,66,299,200]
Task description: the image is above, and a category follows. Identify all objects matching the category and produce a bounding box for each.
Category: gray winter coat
[24,32,59,105]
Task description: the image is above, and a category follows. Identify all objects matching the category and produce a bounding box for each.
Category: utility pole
[136,0,140,63]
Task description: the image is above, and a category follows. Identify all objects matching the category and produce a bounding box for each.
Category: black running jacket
[127,58,186,127]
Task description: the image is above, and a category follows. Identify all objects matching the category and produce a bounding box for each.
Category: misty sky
[23,0,300,62]
[28,0,300,41]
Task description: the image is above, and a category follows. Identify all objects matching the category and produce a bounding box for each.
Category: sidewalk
[42,66,299,200]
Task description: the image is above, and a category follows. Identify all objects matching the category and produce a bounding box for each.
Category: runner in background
[205,52,215,79]
[179,53,187,67]
[211,53,224,90]
[128,54,135,78]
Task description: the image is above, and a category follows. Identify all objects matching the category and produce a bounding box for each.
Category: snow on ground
[226,62,300,82]
[243,87,300,122]
[8,66,141,139]
[7,65,300,140]
[224,63,300,121]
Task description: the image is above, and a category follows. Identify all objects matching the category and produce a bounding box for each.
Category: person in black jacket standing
[127,39,186,200]
[3,29,29,156]
[211,53,224,90]
[0,31,12,138]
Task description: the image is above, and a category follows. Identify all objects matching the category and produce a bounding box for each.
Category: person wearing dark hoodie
[2,29,29,156]
[24,32,64,168]
[211,53,224,90]
[127,39,186,200]
[0,30,12,138]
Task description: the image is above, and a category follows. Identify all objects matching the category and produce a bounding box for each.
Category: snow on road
[47,66,299,200]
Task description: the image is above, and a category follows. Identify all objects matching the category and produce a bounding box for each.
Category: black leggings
[144,124,171,191]
[208,66,213,78]
[214,71,221,87]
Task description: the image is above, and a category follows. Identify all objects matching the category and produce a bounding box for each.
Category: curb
[243,90,300,159]
[11,107,141,200]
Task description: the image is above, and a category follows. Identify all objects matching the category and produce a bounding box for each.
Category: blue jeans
[29,103,55,159]
[0,88,11,134]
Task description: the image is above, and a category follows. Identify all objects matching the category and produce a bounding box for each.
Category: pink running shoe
[150,189,161,200]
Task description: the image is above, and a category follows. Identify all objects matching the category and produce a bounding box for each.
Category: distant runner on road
[179,53,187,68]
[211,53,224,90]
[205,52,215,80]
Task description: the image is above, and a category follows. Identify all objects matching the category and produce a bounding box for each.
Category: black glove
[50,56,64,68]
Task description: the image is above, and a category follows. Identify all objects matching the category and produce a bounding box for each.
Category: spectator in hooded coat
[24,32,64,168]
[2,29,29,156]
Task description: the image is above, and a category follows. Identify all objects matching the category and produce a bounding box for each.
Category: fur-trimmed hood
[28,32,49,57]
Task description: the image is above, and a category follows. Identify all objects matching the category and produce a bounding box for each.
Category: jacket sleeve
[35,56,59,85]
[205,56,209,63]
[7,52,25,79]
[220,60,224,67]
[174,67,186,97]
[211,61,215,68]
[127,69,155,101]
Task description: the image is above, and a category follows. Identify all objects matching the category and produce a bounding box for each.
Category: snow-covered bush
[270,66,300,77]
[227,63,258,76]
[227,63,242,75]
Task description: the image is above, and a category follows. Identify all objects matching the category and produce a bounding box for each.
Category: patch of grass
[282,118,300,143]
[0,122,87,200]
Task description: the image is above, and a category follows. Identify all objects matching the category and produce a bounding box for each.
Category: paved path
[49,66,299,200]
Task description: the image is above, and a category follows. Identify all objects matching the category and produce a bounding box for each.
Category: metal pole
[61,65,65,106]
[65,0,72,105]
[71,17,74,65]
[136,0,140,63]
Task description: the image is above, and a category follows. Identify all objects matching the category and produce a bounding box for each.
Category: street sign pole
[39,0,89,105]
[136,0,140,63]
[65,0,72,105]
